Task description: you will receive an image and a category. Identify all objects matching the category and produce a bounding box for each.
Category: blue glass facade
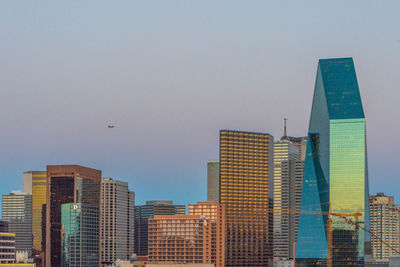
[61,203,99,267]
[296,58,369,266]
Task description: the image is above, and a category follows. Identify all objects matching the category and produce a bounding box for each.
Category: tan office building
[148,215,212,264]
[188,201,225,267]
[219,130,274,267]
[369,193,400,263]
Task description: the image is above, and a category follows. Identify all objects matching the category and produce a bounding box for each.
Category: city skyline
[1,1,400,210]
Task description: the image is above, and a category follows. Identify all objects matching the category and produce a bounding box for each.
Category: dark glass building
[296,58,369,266]
[0,220,9,233]
[45,165,101,267]
[134,200,185,256]
[61,203,99,267]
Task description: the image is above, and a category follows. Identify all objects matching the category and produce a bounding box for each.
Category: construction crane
[268,202,400,267]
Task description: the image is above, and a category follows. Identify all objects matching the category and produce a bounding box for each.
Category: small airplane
[107,124,116,129]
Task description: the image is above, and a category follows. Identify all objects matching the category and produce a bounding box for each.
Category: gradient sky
[1,1,399,209]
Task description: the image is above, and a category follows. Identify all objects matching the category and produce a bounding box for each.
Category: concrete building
[369,193,400,263]
[1,191,32,257]
[148,215,211,264]
[101,177,135,266]
[273,137,304,261]
[219,130,274,267]
[188,202,225,267]
[45,165,101,267]
[23,171,47,256]
[134,201,185,256]
[206,161,219,202]
[0,232,16,264]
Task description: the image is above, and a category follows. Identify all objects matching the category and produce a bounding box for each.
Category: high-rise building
[45,165,101,267]
[296,58,369,266]
[1,191,32,257]
[148,215,211,264]
[23,171,47,255]
[100,177,135,266]
[61,203,99,267]
[0,232,16,264]
[207,161,219,202]
[369,193,399,262]
[134,200,185,256]
[219,130,274,267]
[0,220,8,232]
[273,138,304,261]
[188,201,225,267]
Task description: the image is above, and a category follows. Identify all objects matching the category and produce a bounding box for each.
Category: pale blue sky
[1,1,399,207]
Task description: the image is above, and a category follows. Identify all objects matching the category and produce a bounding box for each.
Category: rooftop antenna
[282,118,288,140]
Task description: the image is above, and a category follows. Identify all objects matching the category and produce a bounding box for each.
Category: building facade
[101,177,135,266]
[134,201,185,256]
[0,232,16,264]
[1,191,32,257]
[23,171,47,255]
[273,139,304,261]
[61,203,99,267]
[206,161,219,202]
[219,130,274,267]
[188,201,225,267]
[45,165,101,267]
[148,215,211,264]
[369,193,399,262]
[0,220,8,232]
[296,58,369,266]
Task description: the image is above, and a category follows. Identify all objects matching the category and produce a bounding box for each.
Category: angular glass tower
[296,58,369,266]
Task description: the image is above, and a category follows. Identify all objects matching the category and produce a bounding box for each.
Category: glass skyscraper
[61,203,99,267]
[296,58,369,266]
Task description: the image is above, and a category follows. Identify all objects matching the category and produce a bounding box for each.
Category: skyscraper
[296,58,369,266]
[134,200,185,256]
[273,138,304,261]
[61,203,99,267]
[188,201,225,267]
[23,171,47,255]
[45,165,101,267]
[207,161,219,202]
[100,177,135,266]
[219,130,274,267]
[148,215,212,264]
[369,193,399,263]
[1,191,32,257]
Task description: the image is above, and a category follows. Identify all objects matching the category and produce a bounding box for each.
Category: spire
[282,118,289,140]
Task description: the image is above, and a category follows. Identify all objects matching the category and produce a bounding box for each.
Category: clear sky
[1,1,399,208]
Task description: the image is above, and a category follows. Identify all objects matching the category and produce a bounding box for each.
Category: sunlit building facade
[219,130,274,267]
[0,232,16,264]
[273,139,304,261]
[188,201,225,267]
[296,58,369,266]
[23,171,47,255]
[369,193,399,263]
[207,161,219,202]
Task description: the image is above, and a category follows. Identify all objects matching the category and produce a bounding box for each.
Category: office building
[1,191,32,256]
[369,193,399,262]
[45,165,101,267]
[206,161,219,202]
[134,201,185,256]
[188,201,225,267]
[61,203,99,267]
[0,232,16,264]
[273,137,304,261]
[219,130,274,267]
[296,58,369,266]
[0,220,8,232]
[101,177,135,266]
[148,215,211,264]
[23,171,47,255]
